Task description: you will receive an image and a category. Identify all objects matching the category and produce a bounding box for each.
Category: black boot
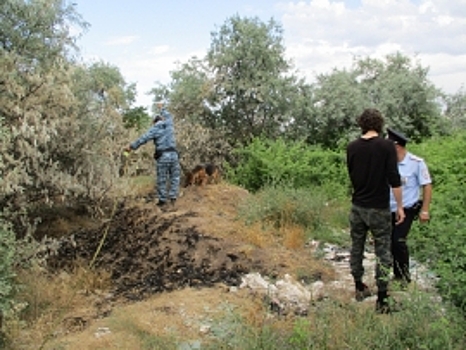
[376,291,391,314]
[156,200,166,208]
[168,198,177,211]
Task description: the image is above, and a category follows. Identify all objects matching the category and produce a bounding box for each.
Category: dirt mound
[44,196,269,301]
[17,184,337,349]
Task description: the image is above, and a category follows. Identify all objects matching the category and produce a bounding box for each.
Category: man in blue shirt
[125,103,181,209]
[388,128,432,285]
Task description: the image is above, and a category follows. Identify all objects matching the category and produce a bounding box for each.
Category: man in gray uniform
[125,103,181,209]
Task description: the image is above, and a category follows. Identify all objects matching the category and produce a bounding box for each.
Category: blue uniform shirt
[390,152,431,212]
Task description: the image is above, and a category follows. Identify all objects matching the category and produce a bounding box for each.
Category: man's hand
[123,145,132,156]
[419,211,430,223]
[395,207,405,225]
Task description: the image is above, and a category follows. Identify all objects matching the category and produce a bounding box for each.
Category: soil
[32,183,333,349]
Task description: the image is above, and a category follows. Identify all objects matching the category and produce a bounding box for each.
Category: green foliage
[163,57,212,123]
[238,186,326,230]
[73,61,136,110]
[150,18,449,151]
[122,106,151,130]
[409,132,466,312]
[174,119,233,176]
[301,69,365,148]
[227,138,348,194]
[0,0,87,60]
[153,15,303,147]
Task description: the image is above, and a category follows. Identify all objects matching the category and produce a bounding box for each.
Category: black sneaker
[156,201,166,208]
[355,282,372,301]
[376,298,390,314]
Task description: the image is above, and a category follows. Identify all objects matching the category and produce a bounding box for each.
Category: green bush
[231,133,466,314]
[227,138,348,194]
[409,132,466,312]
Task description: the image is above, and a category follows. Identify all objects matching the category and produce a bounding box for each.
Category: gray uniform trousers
[155,152,181,202]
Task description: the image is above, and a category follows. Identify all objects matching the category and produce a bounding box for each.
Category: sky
[73,0,466,109]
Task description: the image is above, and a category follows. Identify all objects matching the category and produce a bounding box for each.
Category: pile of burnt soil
[45,202,262,301]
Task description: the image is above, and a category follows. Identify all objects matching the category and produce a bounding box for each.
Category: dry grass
[235,222,271,248]
[7,264,112,349]
[282,224,307,250]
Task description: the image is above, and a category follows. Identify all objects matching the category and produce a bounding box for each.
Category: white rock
[94,327,111,338]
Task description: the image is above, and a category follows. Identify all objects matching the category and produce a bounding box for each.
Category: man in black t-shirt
[346,108,405,313]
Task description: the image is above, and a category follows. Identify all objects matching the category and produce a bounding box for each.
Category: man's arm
[417,159,432,223]
[124,125,164,152]
[419,183,432,223]
[392,186,405,225]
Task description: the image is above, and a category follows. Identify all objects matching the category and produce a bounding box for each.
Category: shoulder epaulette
[409,154,423,162]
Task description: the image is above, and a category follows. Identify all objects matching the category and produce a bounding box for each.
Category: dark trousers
[391,207,416,282]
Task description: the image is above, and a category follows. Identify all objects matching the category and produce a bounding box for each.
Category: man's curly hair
[357,108,384,134]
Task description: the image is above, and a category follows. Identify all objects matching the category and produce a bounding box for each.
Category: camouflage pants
[349,204,392,292]
[155,152,181,202]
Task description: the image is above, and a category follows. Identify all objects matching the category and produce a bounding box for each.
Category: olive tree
[289,52,444,148]
[0,0,136,228]
[151,16,302,146]
[355,53,443,142]
[206,15,299,145]
[443,87,466,131]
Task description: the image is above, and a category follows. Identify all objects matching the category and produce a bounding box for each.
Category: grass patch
[237,186,350,246]
[108,317,179,350]
[202,291,466,349]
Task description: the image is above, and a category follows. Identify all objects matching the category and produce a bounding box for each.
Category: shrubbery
[227,138,348,195]
[409,132,466,312]
[230,134,466,314]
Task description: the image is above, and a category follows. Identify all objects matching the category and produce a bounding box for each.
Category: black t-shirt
[346,136,401,209]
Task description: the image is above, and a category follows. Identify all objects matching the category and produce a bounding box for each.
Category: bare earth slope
[38,183,333,349]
